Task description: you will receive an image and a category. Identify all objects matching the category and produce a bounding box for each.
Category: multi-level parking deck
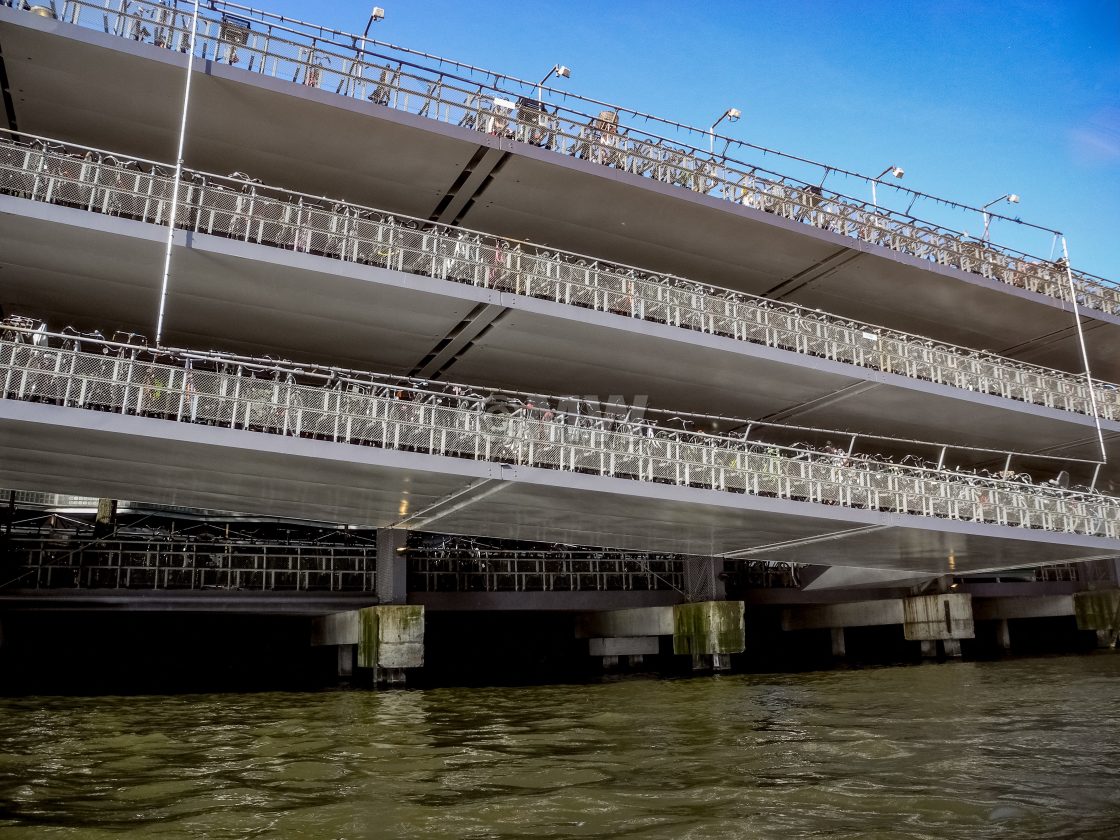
[2,327,1118,574]
[1,133,1116,479]
[0,1,1117,386]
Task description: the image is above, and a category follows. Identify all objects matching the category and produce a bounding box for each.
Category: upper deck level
[2,325,1117,573]
[1,0,1117,381]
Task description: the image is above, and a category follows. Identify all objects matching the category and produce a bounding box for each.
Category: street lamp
[365,7,386,35]
[709,107,741,154]
[981,193,1019,241]
[352,7,386,98]
[870,164,904,207]
[537,64,571,102]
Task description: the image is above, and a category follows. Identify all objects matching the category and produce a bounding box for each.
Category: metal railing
[5,534,377,590]
[408,551,683,593]
[2,132,1117,422]
[3,331,1118,541]
[14,0,1118,318]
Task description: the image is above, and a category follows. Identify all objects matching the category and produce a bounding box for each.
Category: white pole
[1061,236,1107,464]
[155,0,201,348]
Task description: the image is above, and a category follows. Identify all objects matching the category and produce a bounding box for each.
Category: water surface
[2,656,1118,838]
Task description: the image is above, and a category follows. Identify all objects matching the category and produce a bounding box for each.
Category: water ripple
[1,657,1119,837]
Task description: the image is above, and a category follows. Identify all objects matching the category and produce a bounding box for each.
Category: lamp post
[981,193,1020,241]
[537,64,571,104]
[870,165,904,207]
[354,7,386,89]
[709,107,741,154]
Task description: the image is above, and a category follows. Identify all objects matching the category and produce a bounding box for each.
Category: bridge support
[971,594,1076,653]
[995,619,1012,652]
[903,593,974,658]
[782,593,974,659]
[588,636,659,670]
[673,601,745,671]
[577,601,745,673]
[376,529,408,604]
[830,627,847,658]
[312,605,425,685]
[1073,590,1120,648]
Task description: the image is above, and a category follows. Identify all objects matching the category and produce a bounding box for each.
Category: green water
[2,656,1118,838]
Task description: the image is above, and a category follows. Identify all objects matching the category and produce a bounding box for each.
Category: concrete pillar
[577,601,745,672]
[673,601,745,671]
[902,593,974,643]
[312,605,425,684]
[830,626,847,658]
[589,636,658,670]
[1073,590,1120,648]
[577,606,674,639]
[338,644,356,677]
[376,529,408,604]
[995,618,1012,652]
[782,599,905,633]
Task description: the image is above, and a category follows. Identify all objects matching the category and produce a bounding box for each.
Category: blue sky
[261,0,1119,279]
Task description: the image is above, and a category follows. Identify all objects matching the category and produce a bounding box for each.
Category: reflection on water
[1,656,1119,838]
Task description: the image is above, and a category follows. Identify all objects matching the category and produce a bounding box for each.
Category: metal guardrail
[5,535,377,590]
[4,488,101,508]
[409,552,683,593]
[1,133,1117,422]
[14,0,1118,318]
[2,334,1118,541]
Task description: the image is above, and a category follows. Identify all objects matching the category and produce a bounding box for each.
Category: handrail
[1,322,1105,470]
[1,131,1117,424]
[13,0,1118,315]
[2,333,1118,540]
[5,534,378,591]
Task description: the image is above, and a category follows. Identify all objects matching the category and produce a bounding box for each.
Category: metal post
[154,0,201,348]
[1060,237,1107,464]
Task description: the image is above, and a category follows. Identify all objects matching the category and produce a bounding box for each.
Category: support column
[312,605,425,685]
[588,636,659,670]
[903,593,973,658]
[1074,590,1120,649]
[577,606,671,671]
[995,618,1012,652]
[673,601,745,671]
[576,601,745,673]
[782,599,904,659]
[337,644,356,678]
[830,626,847,658]
[376,528,408,605]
